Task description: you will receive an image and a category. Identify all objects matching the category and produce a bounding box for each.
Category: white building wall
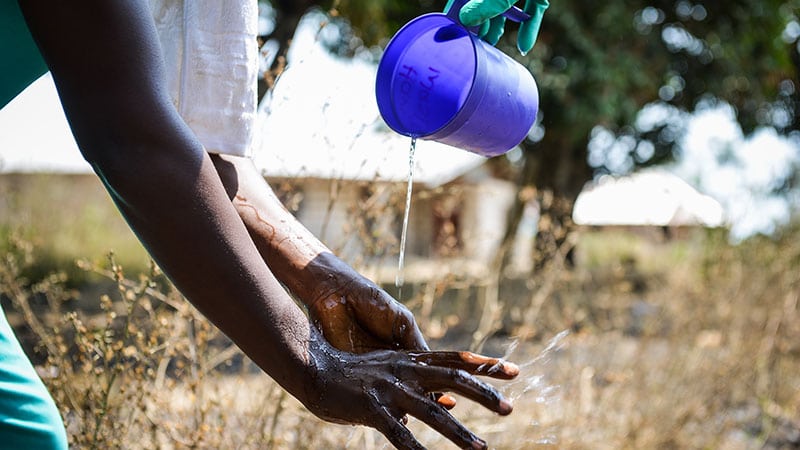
[292,179,365,261]
[459,179,516,264]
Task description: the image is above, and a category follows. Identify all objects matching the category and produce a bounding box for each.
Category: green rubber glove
[445,0,550,55]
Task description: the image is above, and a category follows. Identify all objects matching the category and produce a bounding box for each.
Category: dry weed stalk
[3,192,800,449]
[0,238,292,449]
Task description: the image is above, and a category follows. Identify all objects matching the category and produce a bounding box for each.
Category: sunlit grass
[0,174,150,288]
[1,174,799,449]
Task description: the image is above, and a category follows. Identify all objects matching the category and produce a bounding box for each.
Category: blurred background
[1,0,799,448]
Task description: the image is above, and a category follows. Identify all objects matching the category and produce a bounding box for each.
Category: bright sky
[670,105,800,240]
[0,73,87,173]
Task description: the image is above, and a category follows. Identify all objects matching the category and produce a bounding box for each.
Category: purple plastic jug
[375,0,539,157]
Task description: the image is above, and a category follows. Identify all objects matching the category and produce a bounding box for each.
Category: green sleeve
[0,0,49,108]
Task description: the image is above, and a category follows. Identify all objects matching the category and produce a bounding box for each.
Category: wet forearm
[211,154,353,307]
[95,150,314,397]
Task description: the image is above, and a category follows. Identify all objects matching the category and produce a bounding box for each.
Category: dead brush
[3,205,800,449]
[0,238,292,449]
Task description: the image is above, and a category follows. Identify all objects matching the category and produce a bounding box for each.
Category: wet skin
[17,0,519,447]
[213,154,522,446]
[210,156,429,348]
[303,329,519,450]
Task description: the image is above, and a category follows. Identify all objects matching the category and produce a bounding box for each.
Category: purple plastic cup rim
[375,12,477,139]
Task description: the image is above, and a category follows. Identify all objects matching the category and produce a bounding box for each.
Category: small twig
[76,259,184,311]
[266,390,288,449]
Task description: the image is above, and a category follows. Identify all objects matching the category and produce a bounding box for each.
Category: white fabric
[149,0,258,157]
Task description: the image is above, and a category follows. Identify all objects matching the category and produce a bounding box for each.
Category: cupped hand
[308,272,427,354]
[302,336,520,450]
[446,0,550,54]
[307,269,470,408]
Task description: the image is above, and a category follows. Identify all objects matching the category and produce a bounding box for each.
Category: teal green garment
[1,0,48,108]
[444,0,550,54]
[0,305,68,450]
[0,2,66,446]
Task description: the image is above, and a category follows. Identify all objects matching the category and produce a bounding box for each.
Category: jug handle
[445,0,532,26]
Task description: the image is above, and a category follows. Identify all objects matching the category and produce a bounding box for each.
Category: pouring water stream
[395,137,416,301]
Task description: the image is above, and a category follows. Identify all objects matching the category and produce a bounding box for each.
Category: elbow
[61,91,201,176]
[57,89,206,201]
[75,115,204,184]
[78,138,153,191]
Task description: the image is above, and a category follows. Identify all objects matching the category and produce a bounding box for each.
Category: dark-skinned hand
[301,333,519,450]
[306,269,468,409]
[307,272,426,353]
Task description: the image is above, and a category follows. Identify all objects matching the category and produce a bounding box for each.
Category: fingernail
[437,394,457,409]
[499,399,513,415]
[504,361,520,377]
[472,438,488,450]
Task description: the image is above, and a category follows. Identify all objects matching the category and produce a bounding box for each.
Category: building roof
[253,117,487,188]
[1,65,488,188]
[572,170,725,227]
[251,43,487,188]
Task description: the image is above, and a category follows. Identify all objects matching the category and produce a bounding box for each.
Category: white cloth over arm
[149,0,259,157]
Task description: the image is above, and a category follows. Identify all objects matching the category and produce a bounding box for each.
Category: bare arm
[18,2,517,447]
[211,154,428,353]
[18,0,317,398]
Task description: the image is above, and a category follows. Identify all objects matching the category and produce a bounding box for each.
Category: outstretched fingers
[397,386,488,450]
[416,366,514,416]
[366,390,425,450]
[409,351,520,380]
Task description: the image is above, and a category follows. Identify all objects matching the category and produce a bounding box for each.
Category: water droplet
[498,331,569,446]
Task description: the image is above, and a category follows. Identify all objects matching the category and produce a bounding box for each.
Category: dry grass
[0,174,150,290]
[1,175,799,449]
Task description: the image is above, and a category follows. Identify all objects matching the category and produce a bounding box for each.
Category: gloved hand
[445,0,550,55]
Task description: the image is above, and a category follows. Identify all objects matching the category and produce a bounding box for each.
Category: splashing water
[395,137,416,301]
[499,330,570,447]
[501,330,568,402]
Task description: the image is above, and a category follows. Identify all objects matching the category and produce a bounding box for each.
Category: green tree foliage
[504,0,798,188]
[300,0,799,182]
[266,0,798,178]
[260,0,440,56]
[497,1,799,267]
[263,0,799,265]
[328,0,438,46]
